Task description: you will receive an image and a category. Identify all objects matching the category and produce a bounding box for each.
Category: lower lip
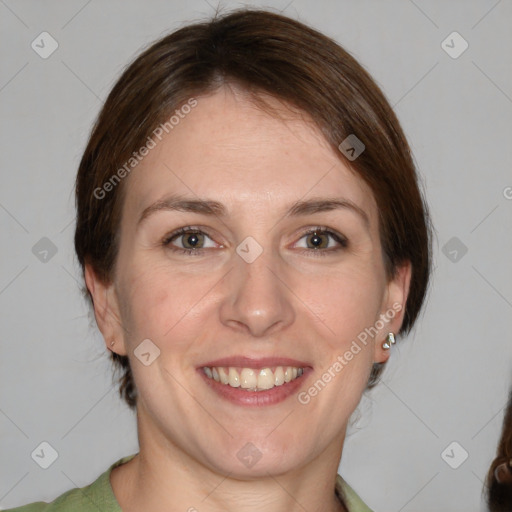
[198,368,312,407]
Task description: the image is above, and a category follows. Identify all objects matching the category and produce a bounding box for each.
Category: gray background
[1,1,511,511]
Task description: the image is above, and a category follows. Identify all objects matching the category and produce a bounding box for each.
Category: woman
[7,8,431,512]
[486,388,512,510]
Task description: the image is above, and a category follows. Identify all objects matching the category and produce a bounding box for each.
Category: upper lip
[199,356,311,369]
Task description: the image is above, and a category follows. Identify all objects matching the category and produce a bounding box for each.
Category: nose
[218,246,295,338]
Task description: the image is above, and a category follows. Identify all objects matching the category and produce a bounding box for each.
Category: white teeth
[218,367,229,385]
[203,365,304,391]
[228,367,240,387]
[257,368,275,390]
[240,368,257,389]
[274,366,285,386]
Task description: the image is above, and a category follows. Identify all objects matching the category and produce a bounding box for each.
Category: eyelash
[162,225,348,257]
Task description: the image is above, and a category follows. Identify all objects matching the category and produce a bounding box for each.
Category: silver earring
[382,332,396,350]
[110,339,115,347]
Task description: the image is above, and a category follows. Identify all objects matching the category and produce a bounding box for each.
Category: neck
[111,409,348,512]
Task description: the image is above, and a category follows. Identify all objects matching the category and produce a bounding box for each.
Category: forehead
[122,86,378,224]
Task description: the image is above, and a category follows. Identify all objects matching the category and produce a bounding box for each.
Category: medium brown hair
[486,388,512,510]
[74,8,432,409]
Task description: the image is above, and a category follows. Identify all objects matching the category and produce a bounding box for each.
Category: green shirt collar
[50,454,373,512]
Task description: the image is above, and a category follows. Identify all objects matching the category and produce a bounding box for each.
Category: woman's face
[87,85,410,476]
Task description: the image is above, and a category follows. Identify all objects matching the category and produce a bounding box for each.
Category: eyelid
[162,225,348,255]
[292,226,348,250]
[162,226,219,248]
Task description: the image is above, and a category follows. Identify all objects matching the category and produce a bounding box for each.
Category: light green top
[4,454,373,512]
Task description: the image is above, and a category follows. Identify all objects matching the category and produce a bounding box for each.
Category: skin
[86,84,411,512]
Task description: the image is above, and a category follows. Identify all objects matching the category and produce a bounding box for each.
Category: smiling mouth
[202,366,304,392]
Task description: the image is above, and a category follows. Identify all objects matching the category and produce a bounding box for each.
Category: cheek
[301,263,384,339]
[118,261,212,348]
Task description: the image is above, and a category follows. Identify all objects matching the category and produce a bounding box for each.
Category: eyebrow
[137,194,370,229]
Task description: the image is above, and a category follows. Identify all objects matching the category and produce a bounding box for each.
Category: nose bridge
[219,241,295,337]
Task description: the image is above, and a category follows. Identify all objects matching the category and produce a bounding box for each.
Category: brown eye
[305,232,329,249]
[163,227,217,254]
[181,232,204,249]
[295,228,348,254]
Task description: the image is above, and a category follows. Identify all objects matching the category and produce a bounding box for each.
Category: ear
[374,261,412,364]
[84,263,128,356]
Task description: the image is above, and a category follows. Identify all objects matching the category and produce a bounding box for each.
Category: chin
[200,435,308,478]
